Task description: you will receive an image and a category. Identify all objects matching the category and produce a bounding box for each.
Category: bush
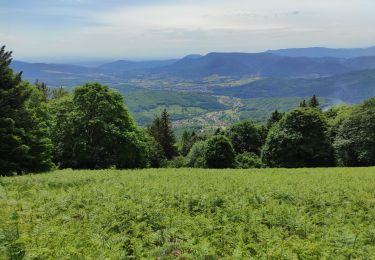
[262,108,334,168]
[186,141,208,168]
[167,156,186,168]
[235,152,262,169]
[205,135,235,169]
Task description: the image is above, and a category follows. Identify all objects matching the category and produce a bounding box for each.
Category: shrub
[186,141,208,168]
[167,156,186,168]
[235,152,262,169]
[205,135,235,168]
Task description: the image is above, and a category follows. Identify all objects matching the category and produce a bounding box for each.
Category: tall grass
[1,168,375,258]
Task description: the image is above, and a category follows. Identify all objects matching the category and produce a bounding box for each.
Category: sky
[1,0,375,60]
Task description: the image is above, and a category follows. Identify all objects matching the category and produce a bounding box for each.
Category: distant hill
[11,61,96,75]
[150,52,375,78]
[10,48,375,103]
[212,69,375,103]
[267,46,375,58]
[99,59,177,72]
[12,51,375,84]
[10,61,106,87]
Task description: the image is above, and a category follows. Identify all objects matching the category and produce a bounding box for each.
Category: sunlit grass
[1,168,375,258]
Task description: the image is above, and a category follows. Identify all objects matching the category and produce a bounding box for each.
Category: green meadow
[1,168,375,259]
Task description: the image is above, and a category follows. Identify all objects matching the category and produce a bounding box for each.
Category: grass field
[1,168,375,259]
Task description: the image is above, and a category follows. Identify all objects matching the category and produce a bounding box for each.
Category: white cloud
[2,0,375,58]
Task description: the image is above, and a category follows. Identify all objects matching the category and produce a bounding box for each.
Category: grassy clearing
[1,168,375,259]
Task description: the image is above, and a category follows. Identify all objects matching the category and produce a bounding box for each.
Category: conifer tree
[0,46,53,175]
[35,79,49,101]
[180,130,198,156]
[148,109,176,159]
[300,100,307,107]
[308,95,320,108]
[266,110,283,129]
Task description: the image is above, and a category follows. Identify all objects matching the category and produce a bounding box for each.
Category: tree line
[1,46,375,175]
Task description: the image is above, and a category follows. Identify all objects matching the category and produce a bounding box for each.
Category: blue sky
[1,0,375,60]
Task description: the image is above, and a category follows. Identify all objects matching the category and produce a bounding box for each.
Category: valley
[11,47,375,130]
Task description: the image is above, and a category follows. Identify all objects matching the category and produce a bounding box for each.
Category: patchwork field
[1,168,375,259]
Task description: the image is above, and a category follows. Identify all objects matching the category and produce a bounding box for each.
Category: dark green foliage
[308,95,320,108]
[186,140,208,168]
[144,135,166,168]
[167,156,186,168]
[234,152,262,169]
[299,100,307,107]
[49,82,147,169]
[205,135,235,168]
[334,98,375,166]
[51,86,69,100]
[257,124,269,146]
[147,109,177,160]
[0,46,53,175]
[266,110,284,129]
[262,108,334,168]
[34,79,49,101]
[22,86,54,172]
[179,130,199,156]
[225,121,262,155]
[214,128,224,135]
[325,105,354,142]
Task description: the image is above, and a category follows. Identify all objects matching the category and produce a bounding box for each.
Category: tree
[49,82,147,169]
[0,46,53,175]
[266,110,283,129]
[262,107,334,168]
[299,100,307,107]
[308,95,320,108]
[205,135,235,168]
[325,105,354,142]
[22,85,54,172]
[180,130,198,156]
[225,121,262,155]
[145,135,166,168]
[186,140,208,168]
[334,98,375,166]
[34,79,49,101]
[51,86,69,99]
[147,109,177,159]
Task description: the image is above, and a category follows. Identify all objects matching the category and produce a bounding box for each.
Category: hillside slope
[213,69,375,103]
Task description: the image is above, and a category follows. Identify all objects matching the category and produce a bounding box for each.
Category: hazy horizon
[2,0,375,60]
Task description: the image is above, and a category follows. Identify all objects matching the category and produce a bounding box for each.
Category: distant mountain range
[10,46,375,105]
[149,52,375,78]
[12,46,375,79]
[267,46,375,58]
[99,59,177,72]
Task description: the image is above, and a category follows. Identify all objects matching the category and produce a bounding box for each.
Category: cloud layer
[1,0,375,59]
